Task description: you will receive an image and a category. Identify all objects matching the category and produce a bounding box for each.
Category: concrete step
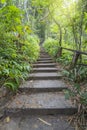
[37,60,54,63]
[40,50,46,52]
[38,58,52,61]
[6,92,77,115]
[33,63,56,68]
[19,80,67,92]
[32,67,58,72]
[40,53,48,55]
[0,115,75,130]
[40,52,49,56]
[28,72,62,80]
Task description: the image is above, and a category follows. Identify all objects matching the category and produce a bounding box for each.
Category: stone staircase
[5,48,77,116]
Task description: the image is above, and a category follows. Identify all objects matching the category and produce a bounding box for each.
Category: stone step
[40,53,49,54]
[28,72,62,80]
[32,67,58,72]
[40,51,46,53]
[40,52,49,54]
[33,63,56,68]
[38,58,52,61]
[37,60,54,63]
[19,80,67,92]
[0,115,75,130]
[6,92,77,115]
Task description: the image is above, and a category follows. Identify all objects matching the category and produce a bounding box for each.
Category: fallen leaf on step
[38,118,52,126]
[30,80,33,82]
[5,117,10,123]
[33,124,38,128]
[16,101,21,105]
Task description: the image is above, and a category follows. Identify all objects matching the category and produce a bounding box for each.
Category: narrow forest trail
[0,47,77,130]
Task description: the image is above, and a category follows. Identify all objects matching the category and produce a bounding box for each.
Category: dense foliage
[43,38,58,57]
[0,2,40,91]
[43,0,87,81]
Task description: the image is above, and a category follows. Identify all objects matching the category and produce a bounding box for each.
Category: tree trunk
[57,47,62,57]
[70,52,80,68]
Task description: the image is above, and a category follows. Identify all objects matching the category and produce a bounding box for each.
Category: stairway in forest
[0,47,77,130]
[5,47,77,116]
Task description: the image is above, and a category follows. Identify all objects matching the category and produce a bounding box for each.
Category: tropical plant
[0,3,40,91]
[43,37,58,57]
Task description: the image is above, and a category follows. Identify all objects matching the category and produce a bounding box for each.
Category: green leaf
[15,77,20,86]
[26,65,30,71]
[4,82,16,91]
[62,70,70,77]
[74,83,81,92]
[3,69,9,76]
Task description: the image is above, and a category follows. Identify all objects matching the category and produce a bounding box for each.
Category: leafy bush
[0,5,40,91]
[62,66,87,82]
[43,37,58,57]
[56,51,72,66]
[22,34,40,62]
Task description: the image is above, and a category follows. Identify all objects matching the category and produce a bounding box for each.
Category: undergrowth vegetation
[43,38,87,82]
[0,5,40,91]
[43,37,58,57]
